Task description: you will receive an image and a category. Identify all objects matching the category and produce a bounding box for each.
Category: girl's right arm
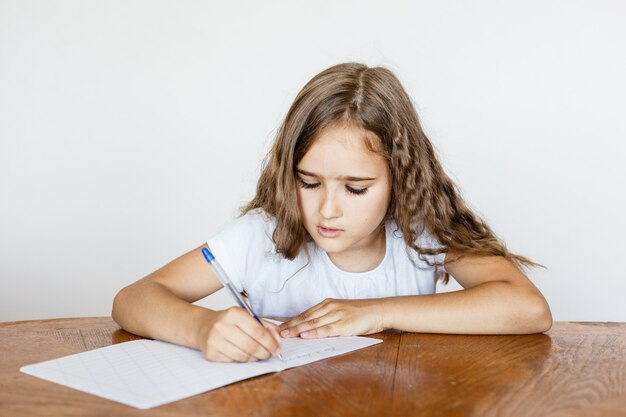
[111,243,281,362]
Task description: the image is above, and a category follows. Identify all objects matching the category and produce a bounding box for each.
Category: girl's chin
[313,238,349,254]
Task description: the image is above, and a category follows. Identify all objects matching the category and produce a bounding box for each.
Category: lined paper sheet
[20,335,382,409]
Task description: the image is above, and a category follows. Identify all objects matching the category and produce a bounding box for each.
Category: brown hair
[240,62,545,283]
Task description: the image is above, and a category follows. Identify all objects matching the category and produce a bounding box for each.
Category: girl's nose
[320,191,342,219]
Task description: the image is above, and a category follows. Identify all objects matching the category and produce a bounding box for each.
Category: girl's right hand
[197,307,282,362]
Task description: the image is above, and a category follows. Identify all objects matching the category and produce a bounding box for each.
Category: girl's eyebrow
[296,169,376,182]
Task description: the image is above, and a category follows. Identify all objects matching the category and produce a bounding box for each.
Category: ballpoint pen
[201,247,283,360]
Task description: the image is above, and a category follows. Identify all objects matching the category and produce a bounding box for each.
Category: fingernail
[301,331,309,337]
[281,330,289,337]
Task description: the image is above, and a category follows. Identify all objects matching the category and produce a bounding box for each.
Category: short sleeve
[206,209,276,293]
[415,230,447,274]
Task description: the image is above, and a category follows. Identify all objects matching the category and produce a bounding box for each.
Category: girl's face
[296,124,392,270]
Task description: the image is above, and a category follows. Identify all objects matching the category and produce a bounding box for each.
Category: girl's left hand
[278,298,388,339]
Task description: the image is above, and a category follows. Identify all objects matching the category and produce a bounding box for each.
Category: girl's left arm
[278,253,552,338]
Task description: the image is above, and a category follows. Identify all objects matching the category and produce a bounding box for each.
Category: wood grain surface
[0,318,624,417]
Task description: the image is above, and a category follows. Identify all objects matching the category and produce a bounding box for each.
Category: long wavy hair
[240,62,545,283]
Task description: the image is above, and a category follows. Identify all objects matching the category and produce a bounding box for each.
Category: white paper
[20,335,382,409]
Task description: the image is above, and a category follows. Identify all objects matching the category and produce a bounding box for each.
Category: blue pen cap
[201,247,215,263]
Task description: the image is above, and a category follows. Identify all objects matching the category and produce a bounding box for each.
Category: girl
[112,62,552,363]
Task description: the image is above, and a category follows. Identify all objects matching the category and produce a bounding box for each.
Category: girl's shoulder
[244,207,276,223]
[206,208,278,291]
[210,208,277,249]
[237,208,277,233]
[387,220,445,250]
[387,220,447,270]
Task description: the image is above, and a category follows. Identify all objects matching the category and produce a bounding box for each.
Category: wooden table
[1,318,624,417]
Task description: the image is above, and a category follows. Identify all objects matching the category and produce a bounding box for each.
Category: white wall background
[1,1,624,322]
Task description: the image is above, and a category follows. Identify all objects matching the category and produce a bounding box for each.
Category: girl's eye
[297,179,320,189]
[346,186,368,195]
[297,179,368,196]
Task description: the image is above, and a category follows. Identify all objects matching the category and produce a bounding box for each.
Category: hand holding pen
[200,247,283,362]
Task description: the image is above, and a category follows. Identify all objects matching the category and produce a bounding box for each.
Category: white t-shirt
[207,208,446,318]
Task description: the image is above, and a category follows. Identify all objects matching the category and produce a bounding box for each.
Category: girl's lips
[317,226,342,238]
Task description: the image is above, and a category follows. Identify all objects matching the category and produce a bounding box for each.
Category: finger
[240,318,280,355]
[204,349,238,363]
[279,305,329,337]
[260,319,281,337]
[279,303,326,330]
[260,318,282,328]
[299,320,341,339]
[226,323,272,362]
[259,319,283,354]
[203,334,252,363]
[284,313,337,338]
[222,337,260,362]
[224,309,281,357]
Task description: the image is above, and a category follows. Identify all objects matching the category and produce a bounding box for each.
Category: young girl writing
[112,62,552,363]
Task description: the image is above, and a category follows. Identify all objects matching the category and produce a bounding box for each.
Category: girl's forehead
[299,125,388,176]
[310,124,379,153]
